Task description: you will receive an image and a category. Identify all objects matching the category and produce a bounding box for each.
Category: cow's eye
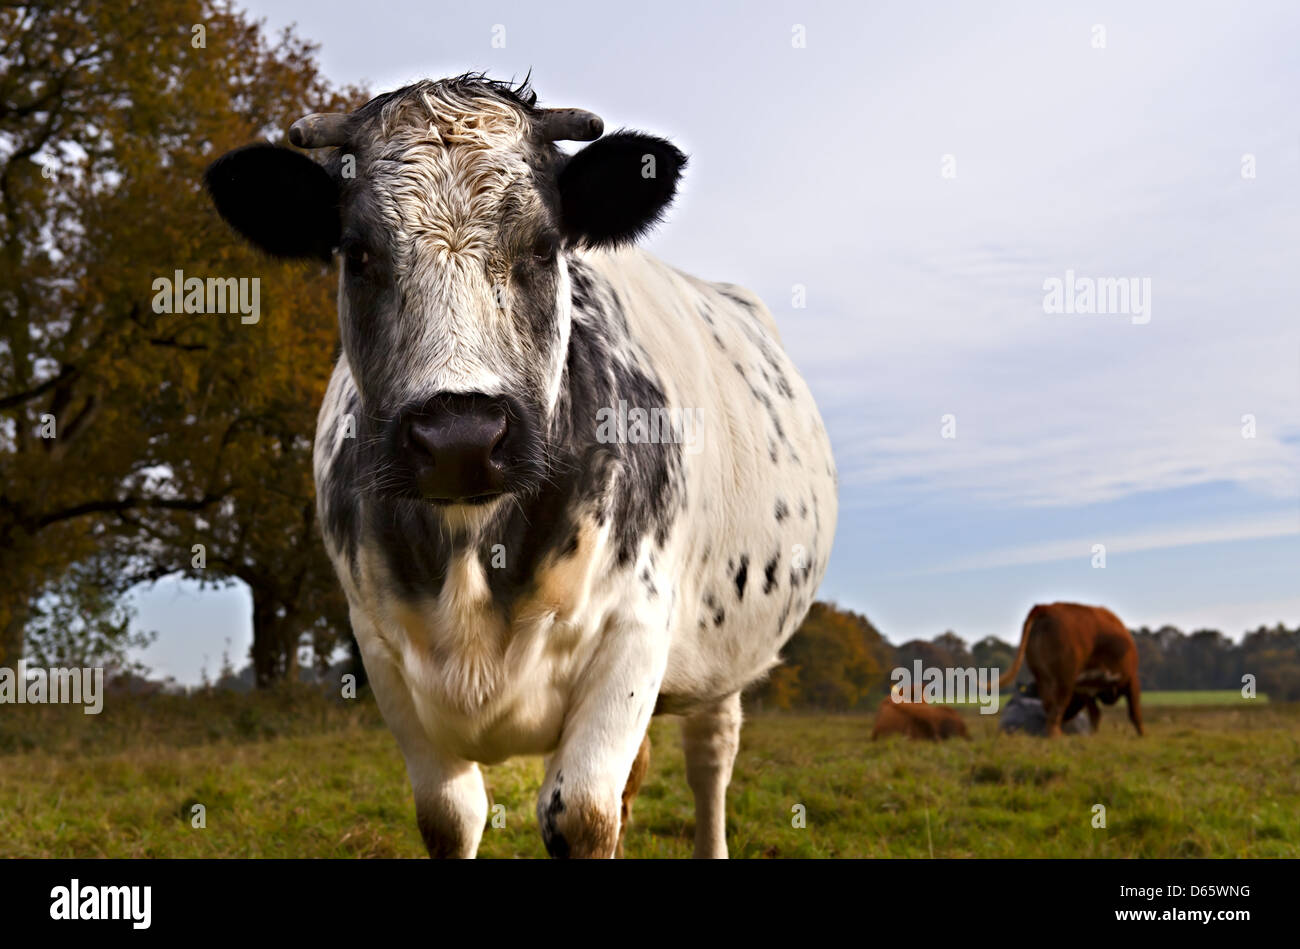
[530,231,559,262]
[341,238,371,272]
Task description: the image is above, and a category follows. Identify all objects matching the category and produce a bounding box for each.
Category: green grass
[1139,690,1266,706]
[937,689,1266,709]
[1,690,1297,857]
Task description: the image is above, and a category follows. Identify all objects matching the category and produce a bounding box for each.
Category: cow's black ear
[556,131,686,249]
[204,144,340,261]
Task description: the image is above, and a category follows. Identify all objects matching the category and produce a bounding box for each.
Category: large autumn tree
[0,1,359,682]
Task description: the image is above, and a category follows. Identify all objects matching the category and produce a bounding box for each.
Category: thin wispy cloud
[904,512,1300,576]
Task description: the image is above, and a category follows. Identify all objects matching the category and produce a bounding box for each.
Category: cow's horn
[288,113,352,149]
[536,108,604,142]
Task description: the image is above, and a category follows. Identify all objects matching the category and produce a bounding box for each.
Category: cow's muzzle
[396,393,518,503]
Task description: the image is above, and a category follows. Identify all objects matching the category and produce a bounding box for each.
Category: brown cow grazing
[871,685,970,741]
[1001,603,1143,738]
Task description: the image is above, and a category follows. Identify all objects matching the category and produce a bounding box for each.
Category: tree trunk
[250,596,276,688]
[250,592,298,688]
[248,595,282,686]
[0,600,25,670]
[0,541,32,669]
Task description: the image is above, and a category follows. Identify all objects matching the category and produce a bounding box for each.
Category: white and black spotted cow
[205,74,836,858]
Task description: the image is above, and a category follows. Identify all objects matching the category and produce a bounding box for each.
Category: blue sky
[135,0,1299,683]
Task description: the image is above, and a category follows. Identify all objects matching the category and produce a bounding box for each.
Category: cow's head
[205,75,685,510]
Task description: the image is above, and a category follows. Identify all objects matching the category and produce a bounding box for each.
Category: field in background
[1137,690,1266,706]
[2,690,1296,858]
[936,689,1265,709]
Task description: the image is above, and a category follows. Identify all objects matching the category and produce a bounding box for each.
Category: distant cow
[872,685,970,741]
[999,682,1093,736]
[1001,603,1143,737]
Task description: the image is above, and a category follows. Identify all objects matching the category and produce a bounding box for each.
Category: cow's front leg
[352,612,488,857]
[406,750,489,858]
[537,617,667,859]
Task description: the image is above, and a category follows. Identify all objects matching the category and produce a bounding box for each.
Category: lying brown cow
[871,686,970,741]
[1001,602,1143,737]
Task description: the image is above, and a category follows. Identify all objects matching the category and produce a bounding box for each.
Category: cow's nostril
[402,400,509,501]
[405,413,506,459]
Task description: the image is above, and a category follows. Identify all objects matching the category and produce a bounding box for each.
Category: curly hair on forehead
[353,71,539,129]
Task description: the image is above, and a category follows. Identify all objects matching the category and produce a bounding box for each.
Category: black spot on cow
[774,499,788,522]
[737,316,796,400]
[745,383,789,450]
[734,555,749,600]
[640,567,658,599]
[703,591,725,626]
[477,457,586,611]
[719,289,752,310]
[763,554,780,594]
[368,500,453,601]
[770,412,784,441]
[598,362,684,564]
[541,771,567,858]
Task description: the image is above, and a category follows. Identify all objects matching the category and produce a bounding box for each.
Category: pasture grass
[1,689,1296,858]
[936,689,1266,709]
[1137,690,1266,706]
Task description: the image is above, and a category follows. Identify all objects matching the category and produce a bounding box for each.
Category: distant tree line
[749,602,1300,710]
[1130,624,1300,699]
